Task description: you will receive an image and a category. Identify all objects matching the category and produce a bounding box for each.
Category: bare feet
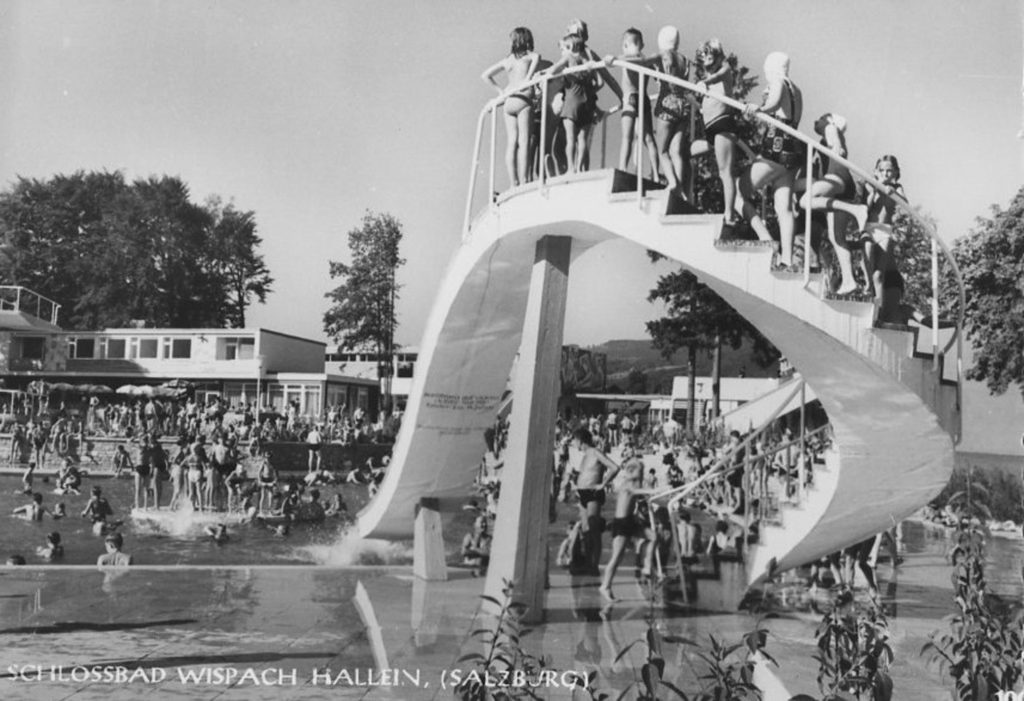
[835,282,859,296]
[598,585,617,602]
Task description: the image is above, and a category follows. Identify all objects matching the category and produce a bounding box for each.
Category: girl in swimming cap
[737,51,804,267]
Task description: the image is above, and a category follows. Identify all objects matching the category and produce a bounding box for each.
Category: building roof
[0,310,62,333]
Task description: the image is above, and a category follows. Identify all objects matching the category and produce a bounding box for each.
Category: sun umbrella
[116,385,137,395]
[49,382,76,393]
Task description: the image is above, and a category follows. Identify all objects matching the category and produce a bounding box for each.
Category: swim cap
[657,26,680,52]
[763,51,790,81]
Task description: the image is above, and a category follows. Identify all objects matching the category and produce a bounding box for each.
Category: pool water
[0,474,420,566]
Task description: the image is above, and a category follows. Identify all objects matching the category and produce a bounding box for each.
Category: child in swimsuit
[549,33,597,174]
[738,51,804,266]
[482,27,540,189]
[858,155,906,298]
[13,492,48,521]
[796,113,860,294]
[37,531,63,560]
[257,454,277,514]
[186,450,203,510]
[609,28,660,180]
[692,39,743,225]
[651,26,692,198]
[21,461,35,494]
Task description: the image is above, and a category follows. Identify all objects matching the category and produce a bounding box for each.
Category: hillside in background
[587,339,780,394]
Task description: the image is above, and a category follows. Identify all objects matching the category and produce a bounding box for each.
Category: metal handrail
[465,58,965,441]
[660,419,831,516]
[649,378,807,508]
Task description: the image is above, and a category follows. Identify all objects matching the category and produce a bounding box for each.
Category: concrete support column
[413,498,447,581]
[484,236,571,624]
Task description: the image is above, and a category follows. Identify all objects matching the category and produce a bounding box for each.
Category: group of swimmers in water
[6,436,365,565]
[484,19,910,309]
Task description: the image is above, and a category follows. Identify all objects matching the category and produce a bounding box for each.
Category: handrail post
[687,107,696,202]
[462,110,487,238]
[742,450,751,549]
[799,380,806,474]
[636,72,644,207]
[488,106,498,203]
[803,142,814,285]
[931,238,940,370]
[600,108,608,170]
[539,78,548,187]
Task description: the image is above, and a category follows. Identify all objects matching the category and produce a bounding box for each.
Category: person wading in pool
[572,427,621,576]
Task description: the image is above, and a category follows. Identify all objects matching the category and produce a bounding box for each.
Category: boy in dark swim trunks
[599,456,655,601]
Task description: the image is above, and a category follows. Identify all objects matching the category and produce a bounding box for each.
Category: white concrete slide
[358,170,958,592]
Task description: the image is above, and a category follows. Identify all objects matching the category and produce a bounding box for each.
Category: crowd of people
[483,18,912,313]
[469,404,894,603]
[5,394,400,472]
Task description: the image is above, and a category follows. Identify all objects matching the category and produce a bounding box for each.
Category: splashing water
[301,525,414,566]
[130,507,249,537]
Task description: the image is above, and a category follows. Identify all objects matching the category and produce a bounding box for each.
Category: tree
[324,211,406,411]
[207,200,274,328]
[950,187,1024,398]
[625,367,648,394]
[647,269,779,432]
[0,170,273,329]
[647,54,777,431]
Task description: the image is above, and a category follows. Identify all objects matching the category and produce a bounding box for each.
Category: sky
[0,0,1020,350]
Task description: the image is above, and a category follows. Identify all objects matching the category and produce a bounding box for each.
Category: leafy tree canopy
[323,211,406,397]
[0,170,272,329]
[952,187,1024,398]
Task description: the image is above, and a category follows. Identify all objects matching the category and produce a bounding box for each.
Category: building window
[68,337,96,359]
[224,337,255,360]
[20,337,45,360]
[138,338,158,359]
[105,338,126,359]
[170,338,192,359]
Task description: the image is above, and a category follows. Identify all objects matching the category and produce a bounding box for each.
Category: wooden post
[413,497,446,581]
[484,236,571,624]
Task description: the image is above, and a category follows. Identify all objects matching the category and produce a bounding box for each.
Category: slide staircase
[358,59,962,603]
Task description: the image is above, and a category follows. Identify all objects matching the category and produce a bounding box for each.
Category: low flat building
[0,286,377,417]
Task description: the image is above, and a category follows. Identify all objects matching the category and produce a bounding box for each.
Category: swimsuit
[815,145,856,199]
[610,515,645,539]
[622,92,653,129]
[576,488,605,507]
[700,69,737,140]
[653,54,690,126]
[558,55,596,125]
[757,79,805,169]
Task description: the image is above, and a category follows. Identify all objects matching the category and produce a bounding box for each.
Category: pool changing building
[0,286,378,417]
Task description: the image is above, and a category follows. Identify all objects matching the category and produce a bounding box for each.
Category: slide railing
[465,59,964,440]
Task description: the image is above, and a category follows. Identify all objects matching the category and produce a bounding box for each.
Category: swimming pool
[0,474,428,567]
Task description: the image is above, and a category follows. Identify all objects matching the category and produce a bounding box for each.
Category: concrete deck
[0,524,962,700]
